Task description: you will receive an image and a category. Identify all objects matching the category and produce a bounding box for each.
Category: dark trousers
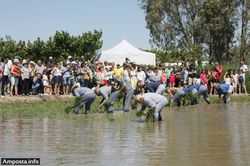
[22,79,30,95]
[1,76,9,95]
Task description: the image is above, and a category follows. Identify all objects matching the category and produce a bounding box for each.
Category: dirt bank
[0,95,74,104]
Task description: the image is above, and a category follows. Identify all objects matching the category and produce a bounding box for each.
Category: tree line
[0,30,103,62]
[139,0,250,64]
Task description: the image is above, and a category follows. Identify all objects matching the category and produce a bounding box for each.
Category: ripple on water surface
[0,103,250,166]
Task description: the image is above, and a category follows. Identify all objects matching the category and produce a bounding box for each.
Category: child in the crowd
[224,71,232,85]
[169,71,176,88]
[43,73,51,95]
[32,74,43,95]
[231,70,238,95]
[51,63,62,95]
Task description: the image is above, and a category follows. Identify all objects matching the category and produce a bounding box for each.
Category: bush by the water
[246,75,250,94]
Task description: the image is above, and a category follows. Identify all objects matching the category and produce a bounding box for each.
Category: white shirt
[240,64,248,73]
[240,64,248,79]
[53,67,62,76]
[224,77,231,85]
[137,71,146,82]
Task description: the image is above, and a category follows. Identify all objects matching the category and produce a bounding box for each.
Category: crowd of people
[0,56,248,97]
[0,56,249,121]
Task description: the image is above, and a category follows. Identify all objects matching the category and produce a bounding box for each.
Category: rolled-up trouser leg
[84,93,96,113]
[154,99,168,121]
[74,98,85,114]
[223,93,228,104]
[173,89,185,106]
[123,88,134,112]
[106,91,120,112]
[198,85,209,103]
[191,89,198,105]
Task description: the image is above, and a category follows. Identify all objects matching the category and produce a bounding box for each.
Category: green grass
[0,95,249,116]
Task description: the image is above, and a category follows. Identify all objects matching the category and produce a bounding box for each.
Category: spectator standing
[21,60,31,95]
[231,70,239,95]
[0,59,3,96]
[51,63,62,95]
[200,70,208,86]
[239,60,248,94]
[35,60,46,75]
[2,60,12,96]
[10,59,21,96]
[169,71,176,88]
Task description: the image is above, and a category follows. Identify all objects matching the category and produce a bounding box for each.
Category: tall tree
[200,0,237,63]
[139,0,239,63]
[139,0,204,50]
[239,0,250,60]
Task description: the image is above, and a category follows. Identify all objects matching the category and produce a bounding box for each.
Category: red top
[169,73,176,83]
[11,64,21,77]
[215,64,223,80]
[200,72,208,85]
[161,73,167,83]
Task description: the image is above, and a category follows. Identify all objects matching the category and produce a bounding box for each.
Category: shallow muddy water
[0,103,250,166]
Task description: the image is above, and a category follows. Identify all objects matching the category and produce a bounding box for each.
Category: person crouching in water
[94,84,112,111]
[216,82,233,104]
[71,83,96,114]
[135,93,168,121]
[169,84,210,106]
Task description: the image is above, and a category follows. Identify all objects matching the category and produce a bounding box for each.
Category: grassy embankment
[0,95,249,115]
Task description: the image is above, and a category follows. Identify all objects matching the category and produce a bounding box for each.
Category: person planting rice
[94,84,112,110]
[70,83,96,114]
[170,87,186,106]
[170,84,210,106]
[135,93,168,121]
[216,82,233,104]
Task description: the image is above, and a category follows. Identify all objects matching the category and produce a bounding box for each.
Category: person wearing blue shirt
[171,84,210,106]
[216,82,233,103]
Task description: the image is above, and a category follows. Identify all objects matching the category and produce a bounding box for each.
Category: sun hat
[13,58,19,63]
[22,59,28,64]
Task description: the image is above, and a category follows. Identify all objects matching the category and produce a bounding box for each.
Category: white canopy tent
[99,40,156,66]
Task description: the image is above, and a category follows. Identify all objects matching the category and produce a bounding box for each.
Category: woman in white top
[231,70,238,95]
[130,65,138,90]
[224,72,232,85]
[52,63,62,95]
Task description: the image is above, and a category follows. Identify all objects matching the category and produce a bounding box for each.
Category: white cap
[13,59,19,63]
[29,61,36,65]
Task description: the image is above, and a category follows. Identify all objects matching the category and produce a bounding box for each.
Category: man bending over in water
[216,82,233,104]
[135,93,168,121]
[71,83,96,114]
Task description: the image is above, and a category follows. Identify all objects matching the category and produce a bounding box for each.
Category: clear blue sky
[0,0,150,49]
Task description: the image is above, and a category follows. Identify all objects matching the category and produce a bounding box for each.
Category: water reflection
[0,103,250,166]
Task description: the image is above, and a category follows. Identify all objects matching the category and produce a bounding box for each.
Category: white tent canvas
[99,40,156,66]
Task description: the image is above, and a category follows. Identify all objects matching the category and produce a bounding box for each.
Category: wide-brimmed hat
[22,59,28,64]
